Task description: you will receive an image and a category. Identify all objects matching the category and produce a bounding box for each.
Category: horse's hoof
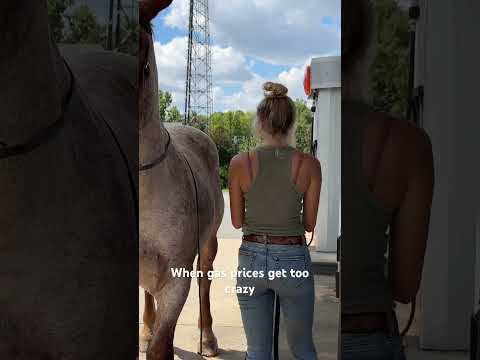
[139,337,150,353]
[198,335,219,357]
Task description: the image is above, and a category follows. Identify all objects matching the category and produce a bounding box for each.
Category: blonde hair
[255,82,296,140]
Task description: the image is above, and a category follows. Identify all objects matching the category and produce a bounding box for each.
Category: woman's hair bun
[263,82,288,98]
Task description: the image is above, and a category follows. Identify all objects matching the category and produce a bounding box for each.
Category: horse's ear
[139,0,174,23]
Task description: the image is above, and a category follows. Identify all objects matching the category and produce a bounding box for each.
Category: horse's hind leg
[147,276,191,360]
[197,233,219,357]
[140,290,156,353]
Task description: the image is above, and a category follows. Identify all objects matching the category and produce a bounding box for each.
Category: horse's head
[1,1,70,145]
[138,0,173,129]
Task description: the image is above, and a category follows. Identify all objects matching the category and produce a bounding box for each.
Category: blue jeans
[341,317,406,360]
[236,240,317,360]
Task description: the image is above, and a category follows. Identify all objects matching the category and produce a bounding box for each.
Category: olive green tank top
[341,99,394,315]
[242,146,305,236]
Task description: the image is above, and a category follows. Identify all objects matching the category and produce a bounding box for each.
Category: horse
[138,0,224,358]
[0,1,138,358]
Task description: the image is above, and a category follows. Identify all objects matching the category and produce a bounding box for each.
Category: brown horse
[138,1,224,359]
[0,1,137,359]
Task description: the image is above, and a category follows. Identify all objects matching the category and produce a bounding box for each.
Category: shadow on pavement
[174,346,246,360]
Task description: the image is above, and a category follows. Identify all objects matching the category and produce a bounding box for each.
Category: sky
[153,0,341,113]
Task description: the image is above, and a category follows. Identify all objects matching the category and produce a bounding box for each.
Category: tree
[114,11,139,56]
[167,106,182,123]
[159,91,186,123]
[294,99,314,154]
[47,0,74,43]
[64,4,105,44]
[158,90,172,121]
[371,0,410,117]
[47,0,137,56]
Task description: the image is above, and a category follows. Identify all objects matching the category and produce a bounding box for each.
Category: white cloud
[214,74,266,111]
[154,36,253,110]
[278,64,308,101]
[211,46,252,83]
[163,0,340,65]
[154,37,188,92]
[155,36,311,112]
[212,63,310,112]
[157,1,339,112]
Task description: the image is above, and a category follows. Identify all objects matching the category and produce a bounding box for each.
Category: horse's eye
[144,61,151,77]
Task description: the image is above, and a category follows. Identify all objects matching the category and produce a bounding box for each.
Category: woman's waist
[242,221,305,236]
[242,233,306,246]
[342,311,398,334]
[239,238,308,256]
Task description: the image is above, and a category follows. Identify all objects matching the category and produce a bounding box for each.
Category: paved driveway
[217,190,243,240]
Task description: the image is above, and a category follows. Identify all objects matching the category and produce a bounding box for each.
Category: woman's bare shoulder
[370,111,432,152]
[229,151,251,174]
[293,150,321,176]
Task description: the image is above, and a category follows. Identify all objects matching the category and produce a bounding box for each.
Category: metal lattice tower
[184,0,213,126]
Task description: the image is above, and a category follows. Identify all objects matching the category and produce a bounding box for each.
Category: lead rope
[307,230,314,247]
[0,59,74,159]
[400,298,416,337]
[182,154,203,355]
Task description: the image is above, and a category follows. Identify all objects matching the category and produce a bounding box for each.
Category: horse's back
[62,48,138,185]
[169,124,224,226]
[169,124,220,179]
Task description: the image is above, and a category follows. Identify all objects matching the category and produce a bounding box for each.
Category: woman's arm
[389,130,434,303]
[302,156,322,232]
[228,154,246,229]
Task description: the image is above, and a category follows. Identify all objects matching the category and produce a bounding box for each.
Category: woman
[228,82,322,360]
[341,0,434,359]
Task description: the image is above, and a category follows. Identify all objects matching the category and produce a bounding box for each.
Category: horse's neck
[140,120,170,164]
[0,3,71,145]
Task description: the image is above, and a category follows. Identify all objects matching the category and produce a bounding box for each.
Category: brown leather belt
[242,234,305,246]
[341,313,390,333]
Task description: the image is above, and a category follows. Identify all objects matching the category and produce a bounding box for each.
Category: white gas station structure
[411,0,479,352]
[305,56,341,255]
[305,0,479,354]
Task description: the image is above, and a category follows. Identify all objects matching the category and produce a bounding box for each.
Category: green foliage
[47,0,137,56]
[47,0,74,43]
[159,90,183,123]
[371,0,410,117]
[64,5,105,44]
[168,106,182,123]
[158,90,173,121]
[294,99,313,154]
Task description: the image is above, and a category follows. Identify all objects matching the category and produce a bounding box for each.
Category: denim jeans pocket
[274,253,310,288]
[238,248,256,269]
[236,248,257,286]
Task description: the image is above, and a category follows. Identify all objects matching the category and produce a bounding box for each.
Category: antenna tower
[184,0,213,126]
